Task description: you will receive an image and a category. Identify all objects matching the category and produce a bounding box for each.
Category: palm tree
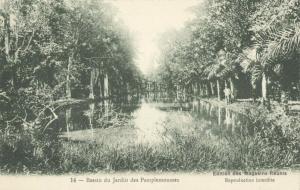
[246,24,300,104]
[248,0,300,104]
[239,46,271,104]
[205,62,225,101]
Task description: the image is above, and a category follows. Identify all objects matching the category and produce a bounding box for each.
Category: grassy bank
[55,106,299,173]
[0,99,299,174]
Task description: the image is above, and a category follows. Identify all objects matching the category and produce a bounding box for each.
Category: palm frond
[262,23,300,62]
[249,64,263,86]
[204,62,225,80]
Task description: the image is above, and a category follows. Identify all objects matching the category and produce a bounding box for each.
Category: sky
[108,0,200,75]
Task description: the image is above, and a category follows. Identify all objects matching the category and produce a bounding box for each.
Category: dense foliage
[0,0,143,173]
[0,0,142,127]
[153,0,300,103]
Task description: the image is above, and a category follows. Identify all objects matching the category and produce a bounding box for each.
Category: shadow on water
[56,97,142,144]
[58,98,141,131]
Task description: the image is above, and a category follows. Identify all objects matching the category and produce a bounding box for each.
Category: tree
[251,0,300,102]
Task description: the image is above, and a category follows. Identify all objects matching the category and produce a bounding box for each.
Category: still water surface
[58,98,252,146]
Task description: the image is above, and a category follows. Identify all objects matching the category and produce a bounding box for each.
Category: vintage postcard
[0,0,299,189]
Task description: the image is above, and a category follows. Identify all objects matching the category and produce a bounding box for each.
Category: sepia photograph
[0,0,299,189]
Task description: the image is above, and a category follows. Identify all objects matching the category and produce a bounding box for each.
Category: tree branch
[0,91,10,100]
[42,107,58,133]
[24,30,35,51]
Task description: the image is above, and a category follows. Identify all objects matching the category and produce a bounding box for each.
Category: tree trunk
[3,0,10,62]
[196,82,200,97]
[66,54,73,99]
[252,84,257,103]
[176,85,180,100]
[89,69,95,99]
[104,73,109,98]
[229,77,235,100]
[262,72,268,104]
[183,86,186,101]
[126,82,130,102]
[88,103,95,130]
[210,81,215,96]
[99,74,103,99]
[4,18,10,60]
[199,83,202,97]
[205,83,209,97]
[3,1,14,87]
[35,81,40,95]
[217,79,221,101]
[202,83,205,97]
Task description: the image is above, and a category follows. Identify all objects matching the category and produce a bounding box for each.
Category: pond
[58,97,253,147]
[2,96,296,173]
